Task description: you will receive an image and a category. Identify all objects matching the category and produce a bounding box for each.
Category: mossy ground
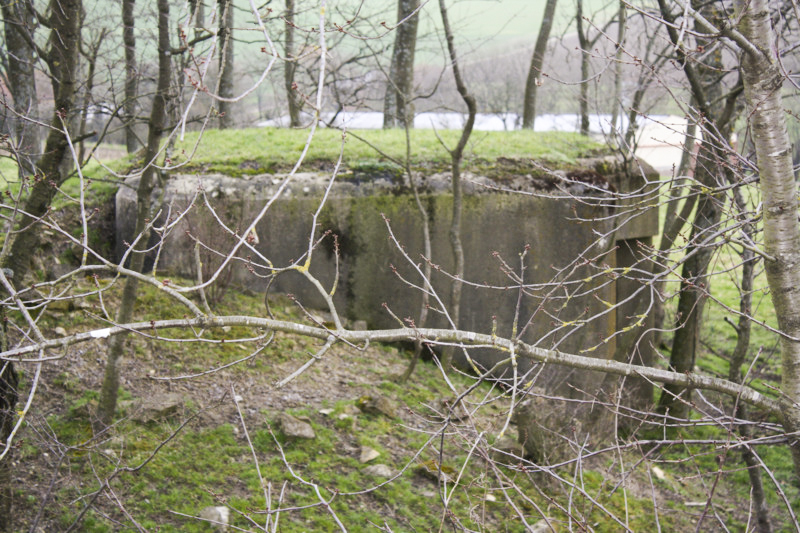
[166,127,602,177]
[7,273,797,532]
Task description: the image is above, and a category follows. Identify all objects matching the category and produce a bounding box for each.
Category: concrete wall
[117,157,659,402]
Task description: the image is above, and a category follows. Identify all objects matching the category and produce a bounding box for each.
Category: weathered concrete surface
[116,157,658,404]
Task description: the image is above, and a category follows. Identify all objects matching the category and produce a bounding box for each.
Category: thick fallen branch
[1,315,781,414]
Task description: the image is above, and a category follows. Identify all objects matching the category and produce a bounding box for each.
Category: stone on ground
[276,413,315,439]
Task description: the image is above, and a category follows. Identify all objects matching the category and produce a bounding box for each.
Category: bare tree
[609,0,626,131]
[437,0,476,370]
[284,0,302,127]
[522,0,558,129]
[655,0,740,419]
[736,0,800,481]
[122,0,138,153]
[77,27,109,165]
[3,0,83,286]
[383,0,421,128]
[97,0,173,426]
[217,0,235,128]
[575,0,608,136]
[0,0,83,527]
[1,0,41,176]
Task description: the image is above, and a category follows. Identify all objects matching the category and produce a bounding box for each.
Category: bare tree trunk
[123,0,139,153]
[2,0,41,176]
[438,0,476,370]
[284,0,301,127]
[97,0,172,427]
[610,1,626,131]
[217,0,234,129]
[655,0,731,419]
[724,187,771,532]
[3,0,83,289]
[78,30,107,165]
[658,150,722,418]
[652,119,698,349]
[576,0,590,136]
[736,0,800,483]
[383,0,420,129]
[522,0,557,129]
[0,300,18,533]
[400,125,431,381]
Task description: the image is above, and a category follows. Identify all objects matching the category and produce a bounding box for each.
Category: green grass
[169,127,602,176]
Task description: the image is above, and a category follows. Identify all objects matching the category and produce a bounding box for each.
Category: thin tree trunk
[97,0,172,427]
[383,60,398,128]
[522,0,557,129]
[576,0,590,136]
[610,1,626,131]
[652,119,698,349]
[736,0,800,483]
[123,0,139,153]
[725,187,771,533]
[400,125,431,381]
[655,0,731,418]
[0,302,18,533]
[284,0,301,127]
[217,0,234,129]
[438,0,476,370]
[1,0,41,176]
[384,0,420,129]
[78,31,106,165]
[658,148,723,419]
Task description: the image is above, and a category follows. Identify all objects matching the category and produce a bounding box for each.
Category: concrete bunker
[117,156,659,411]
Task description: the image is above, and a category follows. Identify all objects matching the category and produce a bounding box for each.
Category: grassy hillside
[12,279,797,531]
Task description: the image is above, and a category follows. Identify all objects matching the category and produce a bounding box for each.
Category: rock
[54,326,68,337]
[318,408,334,416]
[131,392,185,423]
[198,505,230,531]
[416,459,455,483]
[276,413,315,439]
[364,464,394,478]
[356,395,396,418]
[342,404,360,416]
[359,446,380,463]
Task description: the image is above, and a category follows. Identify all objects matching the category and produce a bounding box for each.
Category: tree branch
[2,317,782,414]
